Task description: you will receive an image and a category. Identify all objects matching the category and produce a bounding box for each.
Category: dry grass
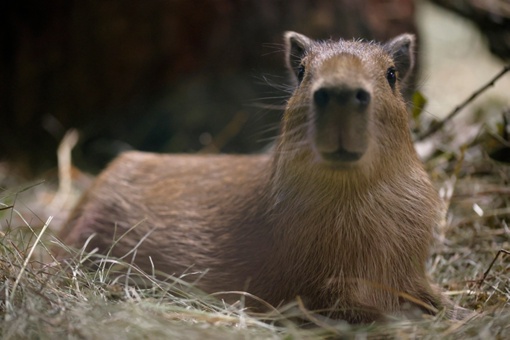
[1,117,510,339]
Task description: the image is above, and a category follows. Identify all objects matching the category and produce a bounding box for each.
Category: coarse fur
[58,32,448,323]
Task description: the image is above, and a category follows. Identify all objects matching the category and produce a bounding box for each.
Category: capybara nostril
[313,88,330,108]
[355,88,371,106]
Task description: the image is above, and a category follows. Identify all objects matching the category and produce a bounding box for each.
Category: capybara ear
[383,34,415,82]
[284,31,312,84]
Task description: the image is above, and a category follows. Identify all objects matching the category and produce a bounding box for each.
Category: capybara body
[59,32,445,322]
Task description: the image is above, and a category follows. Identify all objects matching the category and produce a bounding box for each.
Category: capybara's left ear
[383,34,415,82]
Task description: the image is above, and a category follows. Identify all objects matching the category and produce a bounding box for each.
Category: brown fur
[58,32,447,323]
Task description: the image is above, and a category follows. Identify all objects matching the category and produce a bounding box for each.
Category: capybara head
[280,32,416,175]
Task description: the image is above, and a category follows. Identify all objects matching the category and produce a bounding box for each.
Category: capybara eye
[297,65,305,83]
[386,67,397,89]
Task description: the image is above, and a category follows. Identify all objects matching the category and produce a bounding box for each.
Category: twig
[209,291,280,314]
[295,296,340,335]
[417,65,510,141]
[51,129,79,211]
[10,215,53,298]
[477,249,510,289]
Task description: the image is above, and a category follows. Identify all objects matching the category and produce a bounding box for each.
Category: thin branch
[11,215,53,298]
[295,296,341,334]
[417,65,510,141]
[476,249,510,289]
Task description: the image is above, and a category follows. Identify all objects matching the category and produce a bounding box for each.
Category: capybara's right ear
[284,31,311,83]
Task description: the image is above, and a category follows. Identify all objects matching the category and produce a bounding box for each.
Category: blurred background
[1,0,509,178]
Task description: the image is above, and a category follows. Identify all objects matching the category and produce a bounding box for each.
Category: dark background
[1,0,506,176]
